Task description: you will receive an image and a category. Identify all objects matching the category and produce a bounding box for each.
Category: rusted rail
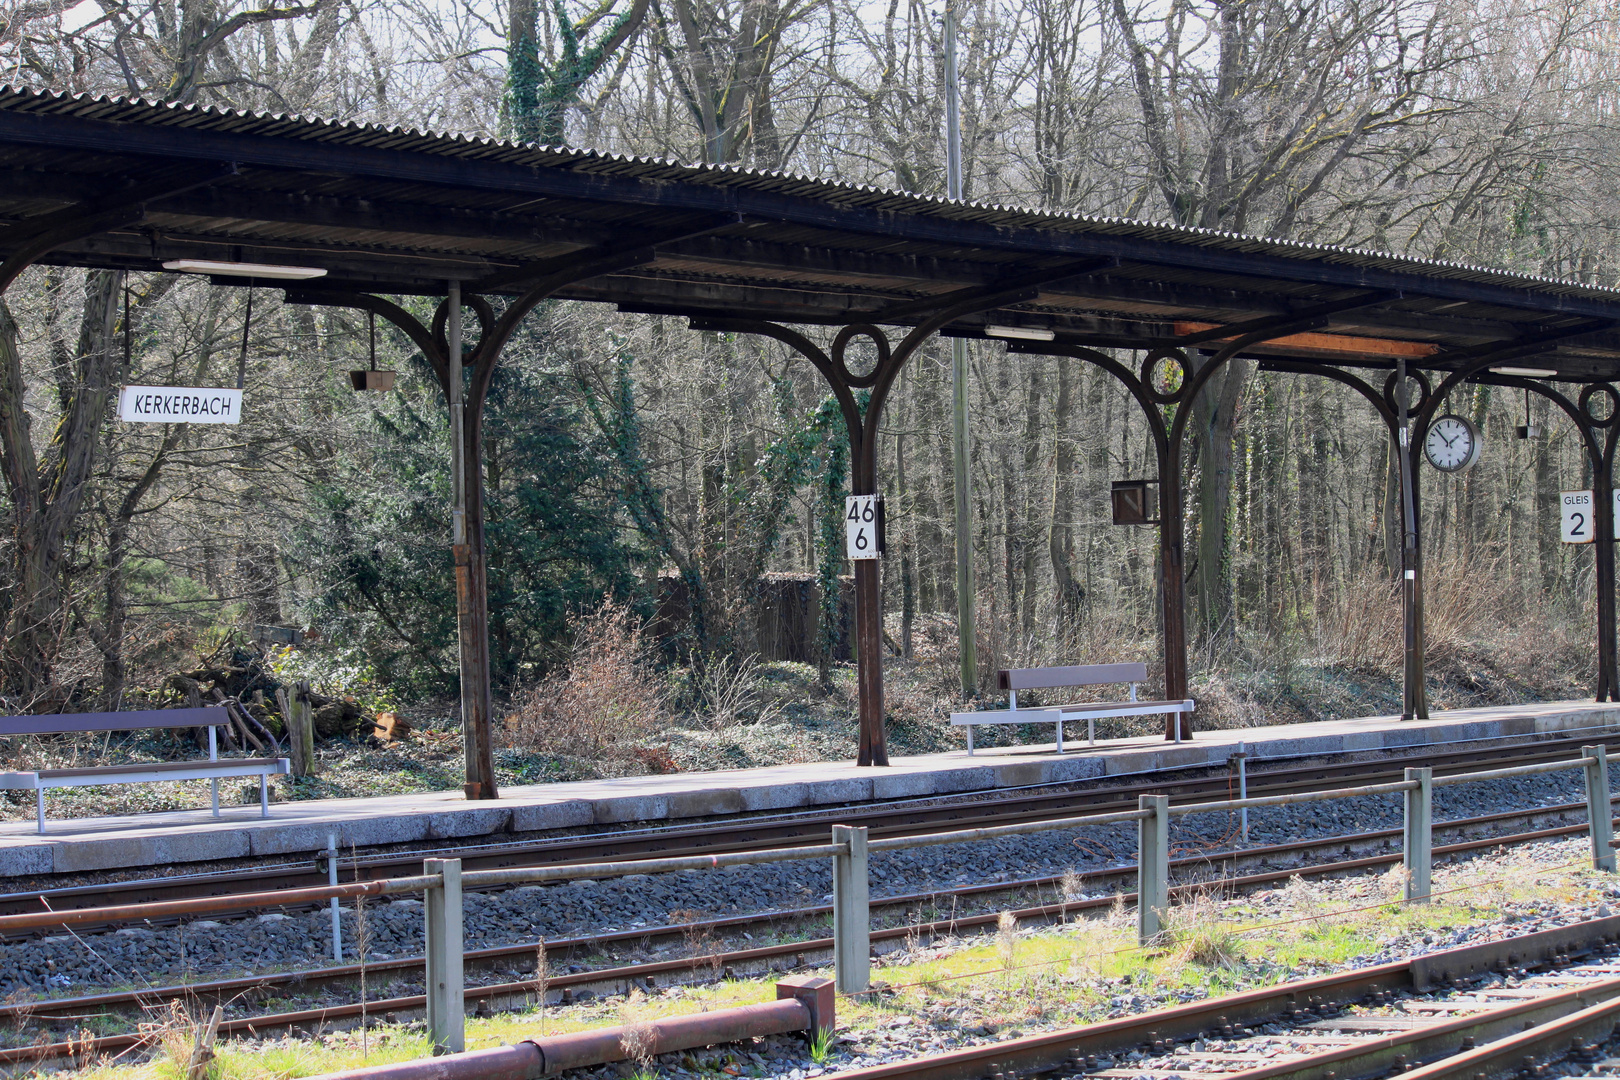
[0,876,435,934]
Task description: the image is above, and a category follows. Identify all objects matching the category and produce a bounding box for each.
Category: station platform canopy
[2,85,1620,379]
[4,84,1619,790]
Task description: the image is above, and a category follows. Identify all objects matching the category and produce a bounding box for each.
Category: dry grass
[995,910,1019,971]
[616,989,658,1068]
[1164,891,1245,969]
[1315,553,1587,679]
[504,598,671,760]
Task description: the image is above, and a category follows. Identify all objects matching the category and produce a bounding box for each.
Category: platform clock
[1423,413,1482,473]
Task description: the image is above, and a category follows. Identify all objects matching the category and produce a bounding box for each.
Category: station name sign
[118,386,242,425]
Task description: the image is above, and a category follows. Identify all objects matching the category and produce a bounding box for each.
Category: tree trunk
[1534,395,1559,597]
[1020,367,1044,635]
[1191,353,1252,646]
[1048,350,1079,625]
[0,272,121,707]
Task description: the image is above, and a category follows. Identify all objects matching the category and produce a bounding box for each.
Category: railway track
[812,916,1620,1080]
[14,857,1620,1077]
[1,796,1610,1068]
[8,728,1619,923]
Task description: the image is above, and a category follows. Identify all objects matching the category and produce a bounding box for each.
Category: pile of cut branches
[163,638,375,754]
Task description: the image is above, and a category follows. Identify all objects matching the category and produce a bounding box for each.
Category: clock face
[1423,414,1482,473]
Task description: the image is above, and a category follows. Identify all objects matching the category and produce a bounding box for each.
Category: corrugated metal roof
[3,83,1618,305]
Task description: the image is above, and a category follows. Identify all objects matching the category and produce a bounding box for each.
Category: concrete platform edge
[6,701,1619,876]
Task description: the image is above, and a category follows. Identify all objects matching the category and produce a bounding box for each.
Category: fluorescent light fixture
[984,325,1056,341]
[162,259,327,280]
[1490,365,1558,378]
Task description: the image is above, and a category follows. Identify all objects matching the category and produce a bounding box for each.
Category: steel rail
[1211,980,1620,1080]
[0,844,848,936]
[775,917,1620,1080]
[1393,992,1620,1080]
[1167,779,1421,816]
[9,730,1617,923]
[1431,758,1588,785]
[3,743,1610,938]
[4,802,1609,1058]
[0,876,437,934]
[865,807,1151,852]
[456,843,844,891]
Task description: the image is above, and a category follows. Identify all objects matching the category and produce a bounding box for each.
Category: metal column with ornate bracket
[1262,319,1620,717]
[690,260,1113,764]
[1005,293,1396,739]
[286,247,677,799]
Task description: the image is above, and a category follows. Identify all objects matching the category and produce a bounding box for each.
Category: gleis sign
[118,385,243,424]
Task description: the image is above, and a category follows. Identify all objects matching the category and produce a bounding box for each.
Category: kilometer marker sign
[118,385,242,424]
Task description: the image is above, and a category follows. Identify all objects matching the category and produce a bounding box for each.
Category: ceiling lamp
[984,325,1055,341]
[350,311,396,392]
[163,259,327,280]
[1490,365,1558,378]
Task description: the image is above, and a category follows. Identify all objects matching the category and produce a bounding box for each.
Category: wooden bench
[949,663,1195,754]
[0,707,289,833]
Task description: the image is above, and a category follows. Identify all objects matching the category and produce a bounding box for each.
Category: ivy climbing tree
[812,394,850,679]
[505,0,651,145]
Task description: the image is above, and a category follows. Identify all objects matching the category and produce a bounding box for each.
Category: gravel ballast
[0,759,1612,997]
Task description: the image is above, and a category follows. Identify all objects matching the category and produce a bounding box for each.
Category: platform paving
[3,699,1618,878]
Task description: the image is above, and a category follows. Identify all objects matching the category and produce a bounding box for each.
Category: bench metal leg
[260,774,270,818]
[210,777,220,817]
[1056,719,1064,754]
[1088,716,1095,745]
[36,788,45,835]
[966,725,974,755]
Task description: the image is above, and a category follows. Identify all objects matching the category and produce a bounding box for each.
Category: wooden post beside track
[1403,767,1432,903]
[424,858,464,1053]
[832,824,870,994]
[1583,745,1616,872]
[1137,794,1170,944]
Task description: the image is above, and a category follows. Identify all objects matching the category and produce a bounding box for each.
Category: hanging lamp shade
[350,311,396,391]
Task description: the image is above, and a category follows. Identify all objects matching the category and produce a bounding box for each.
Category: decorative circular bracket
[1581,383,1620,427]
[1141,350,1190,404]
[831,323,891,388]
[1383,368,1433,418]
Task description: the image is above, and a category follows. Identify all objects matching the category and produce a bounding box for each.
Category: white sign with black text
[844,494,884,560]
[118,385,243,425]
[1562,490,1595,544]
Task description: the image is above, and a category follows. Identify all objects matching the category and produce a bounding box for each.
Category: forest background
[0,0,1612,786]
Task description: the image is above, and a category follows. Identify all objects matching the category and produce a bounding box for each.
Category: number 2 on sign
[845,495,880,560]
[1562,490,1595,545]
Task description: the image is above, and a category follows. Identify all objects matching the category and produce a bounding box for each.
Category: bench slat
[949,708,1064,725]
[36,758,285,780]
[0,706,228,737]
[0,759,289,790]
[951,700,1192,725]
[997,663,1149,691]
[1047,698,1193,715]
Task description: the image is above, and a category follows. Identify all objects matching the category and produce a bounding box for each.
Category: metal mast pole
[447,281,479,794]
[1395,357,1424,720]
[945,2,978,697]
[449,282,464,547]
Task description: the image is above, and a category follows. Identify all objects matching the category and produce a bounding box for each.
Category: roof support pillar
[1395,357,1429,720]
[1596,440,1618,702]
[1409,327,1618,712]
[1157,441,1189,726]
[285,247,661,799]
[692,269,1103,763]
[446,281,496,799]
